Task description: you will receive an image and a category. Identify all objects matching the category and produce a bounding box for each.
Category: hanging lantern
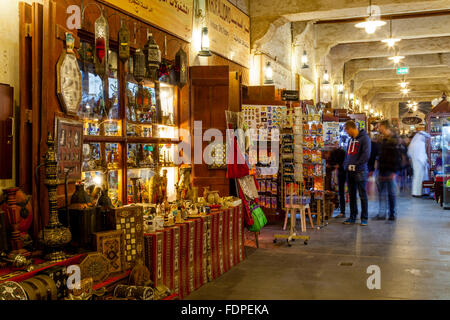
[133,49,146,83]
[143,31,161,81]
[118,20,130,62]
[94,8,109,78]
[175,47,187,88]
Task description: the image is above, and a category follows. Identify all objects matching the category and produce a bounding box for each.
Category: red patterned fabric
[226,123,249,179]
[139,206,245,299]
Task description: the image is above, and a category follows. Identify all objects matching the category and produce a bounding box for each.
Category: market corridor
[187,195,450,300]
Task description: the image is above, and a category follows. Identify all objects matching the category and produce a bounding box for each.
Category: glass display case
[442,125,450,209]
[78,44,121,137]
[78,37,180,208]
[81,142,122,206]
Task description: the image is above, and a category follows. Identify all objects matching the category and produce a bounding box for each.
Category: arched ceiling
[250,0,450,109]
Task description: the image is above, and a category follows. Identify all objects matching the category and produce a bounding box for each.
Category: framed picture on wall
[55,117,83,184]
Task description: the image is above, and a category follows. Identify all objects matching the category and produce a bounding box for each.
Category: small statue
[177,165,192,201]
[149,170,164,204]
[161,169,168,202]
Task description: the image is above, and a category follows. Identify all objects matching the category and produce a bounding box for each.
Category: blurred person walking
[373,120,401,221]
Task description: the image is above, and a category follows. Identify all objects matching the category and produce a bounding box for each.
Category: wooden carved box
[105,205,144,269]
[93,230,126,275]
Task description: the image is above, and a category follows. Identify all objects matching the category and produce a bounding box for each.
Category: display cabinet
[442,125,450,209]
[78,40,180,209]
[426,95,450,178]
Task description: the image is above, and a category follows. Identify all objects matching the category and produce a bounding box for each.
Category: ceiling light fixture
[382,19,401,47]
[399,81,408,88]
[401,88,409,95]
[355,0,386,34]
[389,55,405,64]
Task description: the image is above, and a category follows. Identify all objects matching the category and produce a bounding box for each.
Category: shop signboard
[206,0,250,68]
[102,0,193,42]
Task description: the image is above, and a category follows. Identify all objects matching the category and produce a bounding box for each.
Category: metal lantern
[143,31,161,80]
[133,49,146,83]
[198,26,212,57]
[94,8,109,78]
[118,20,130,62]
[175,47,187,88]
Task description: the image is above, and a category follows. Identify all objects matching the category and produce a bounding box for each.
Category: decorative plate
[0,281,28,300]
[80,253,111,284]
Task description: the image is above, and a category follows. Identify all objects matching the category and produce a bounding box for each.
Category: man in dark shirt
[329,147,347,218]
[343,121,371,226]
[374,120,401,221]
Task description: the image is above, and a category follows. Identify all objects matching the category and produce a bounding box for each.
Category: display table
[144,205,245,299]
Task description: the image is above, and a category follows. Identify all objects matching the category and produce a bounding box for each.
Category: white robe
[407,132,429,196]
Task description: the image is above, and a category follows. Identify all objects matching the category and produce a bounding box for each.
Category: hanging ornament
[143,30,161,81]
[94,8,109,78]
[133,49,146,83]
[175,47,187,88]
[118,20,130,62]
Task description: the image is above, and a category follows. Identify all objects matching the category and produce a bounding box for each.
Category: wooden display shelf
[126,137,180,144]
[83,135,126,143]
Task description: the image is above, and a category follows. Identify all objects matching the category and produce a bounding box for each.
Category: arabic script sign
[206,0,250,68]
[103,0,193,42]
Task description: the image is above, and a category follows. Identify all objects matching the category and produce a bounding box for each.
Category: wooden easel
[274,183,310,246]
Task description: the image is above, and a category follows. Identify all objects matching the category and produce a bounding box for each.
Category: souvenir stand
[0,0,246,301]
[274,100,310,246]
[426,94,450,207]
[242,86,286,224]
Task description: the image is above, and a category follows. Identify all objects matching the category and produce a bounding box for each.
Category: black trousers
[338,169,346,214]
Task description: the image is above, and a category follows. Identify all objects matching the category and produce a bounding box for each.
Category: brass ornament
[39,132,72,262]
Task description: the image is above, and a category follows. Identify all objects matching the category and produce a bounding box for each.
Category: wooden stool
[283,204,314,232]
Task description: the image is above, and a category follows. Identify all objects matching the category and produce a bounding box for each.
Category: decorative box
[79,253,111,284]
[144,232,164,288]
[39,265,68,299]
[0,281,27,300]
[113,284,154,300]
[93,230,126,275]
[105,205,144,269]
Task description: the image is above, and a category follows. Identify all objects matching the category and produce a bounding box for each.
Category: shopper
[407,131,430,197]
[398,135,411,191]
[342,121,371,226]
[329,146,347,218]
[373,120,401,221]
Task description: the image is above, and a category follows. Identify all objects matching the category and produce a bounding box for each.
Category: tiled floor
[187,194,450,300]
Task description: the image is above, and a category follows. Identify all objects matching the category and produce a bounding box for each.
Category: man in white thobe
[407,131,430,197]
